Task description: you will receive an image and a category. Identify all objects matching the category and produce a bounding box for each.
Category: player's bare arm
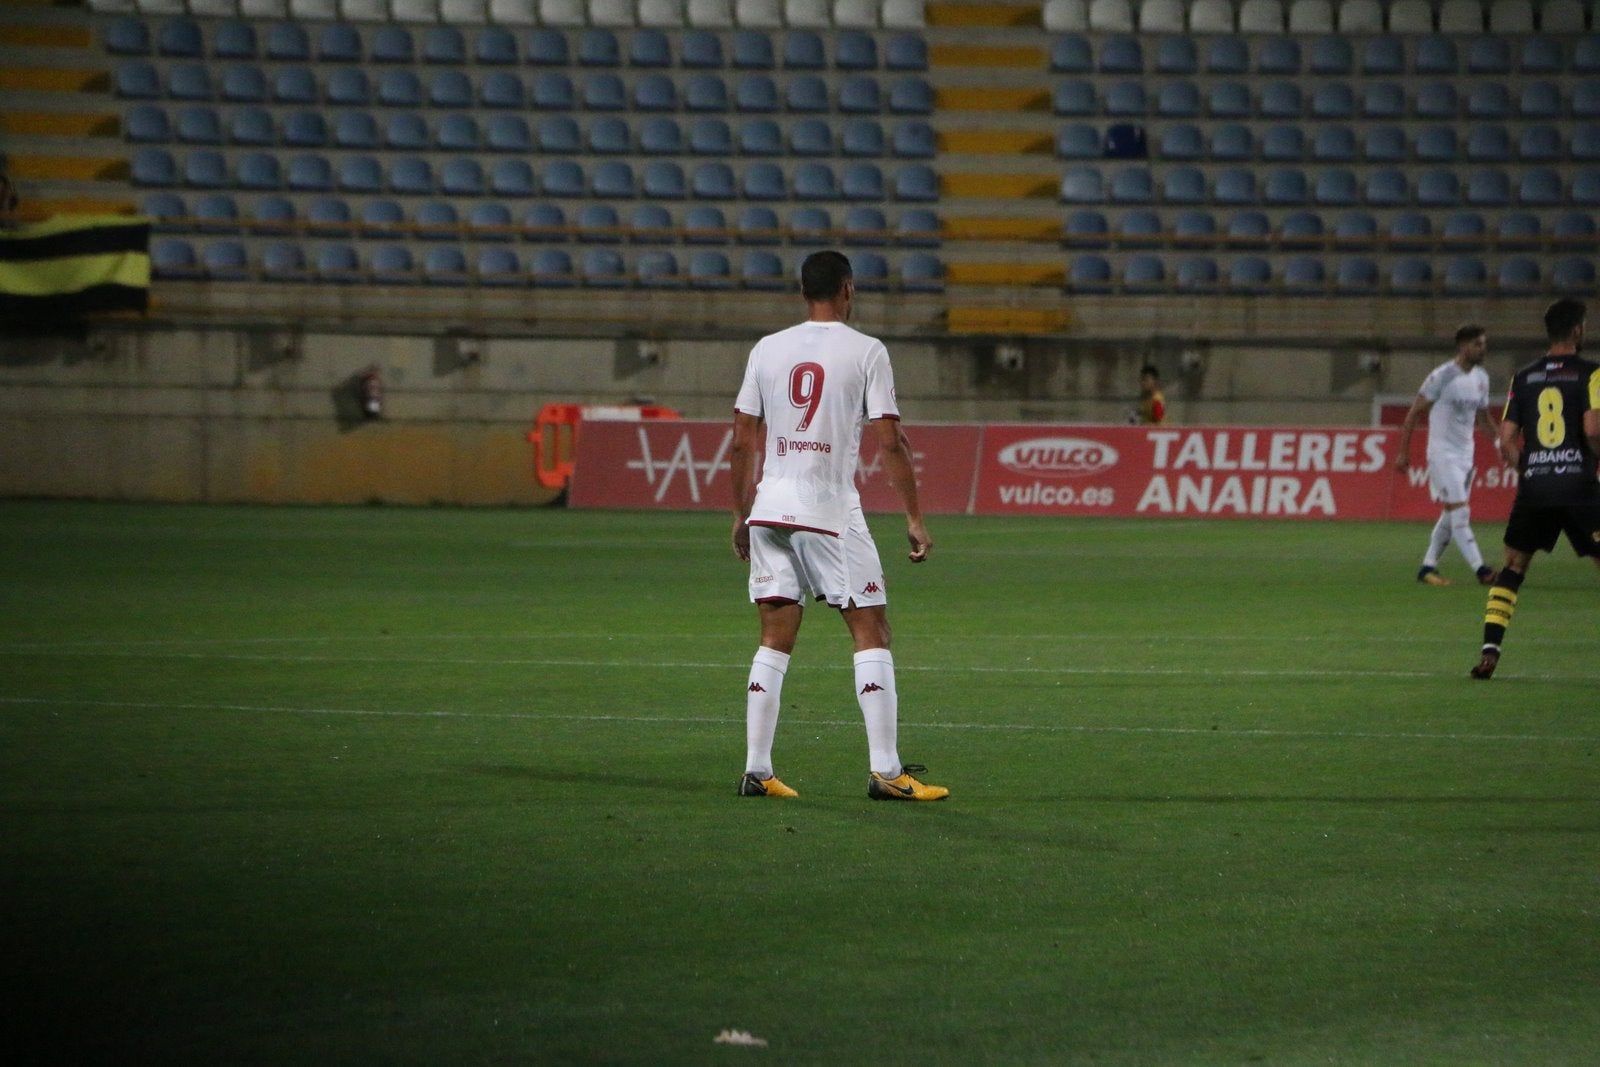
[1392,396,1431,470]
[869,417,931,563]
[1497,415,1522,469]
[1584,407,1600,461]
[729,411,763,562]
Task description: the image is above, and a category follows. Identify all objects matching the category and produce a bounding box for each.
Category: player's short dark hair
[800,251,852,302]
[1139,364,1160,379]
[1454,324,1485,346]
[1544,298,1587,342]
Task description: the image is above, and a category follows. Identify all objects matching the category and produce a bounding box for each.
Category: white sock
[1423,512,1452,568]
[854,648,901,777]
[1449,507,1484,571]
[744,647,789,777]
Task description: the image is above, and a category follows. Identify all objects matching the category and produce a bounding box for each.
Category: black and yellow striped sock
[1481,569,1525,650]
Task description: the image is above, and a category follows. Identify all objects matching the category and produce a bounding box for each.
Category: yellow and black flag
[0,215,149,330]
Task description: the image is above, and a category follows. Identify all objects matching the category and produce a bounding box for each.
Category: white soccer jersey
[734,320,899,536]
[1420,361,1490,464]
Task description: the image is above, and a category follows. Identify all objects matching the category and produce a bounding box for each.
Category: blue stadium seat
[420,246,468,286]
[1061,165,1104,203]
[1519,36,1563,74]
[481,71,525,109]
[843,205,888,243]
[888,77,934,115]
[1442,211,1487,246]
[1576,36,1600,75]
[885,34,928,71]
[1468,36,1511,75]
[1389,211,1432,249]
[469,202,514,239]
[579,28,621,67]
[326,69,371,107]
[677,204,724,242]
[581,248,627,288]
[228,107,272,146]
[1206,36,1249,74]
[1361,125,1403,163]
[1552,258,1597,293]
[106,17,151,56]
[744,162,787,199]
[1099,35,1143,74]
[158,18,203,59]
[477,26,519,64]
[1053,80,1096,116]
[535,114,580,153]
[642,160,687,199]
[306,197,354,236]
[1314,168,1360,206]
[690,118,734,155]
[1104,81,1148,116]
[523,203,568,241]
[260,242,307,281]
[389,157,434,196]
[487,159,531,197]
[742,250,787,289]
[422,26,466,64]
[733,29,775,69]
[141,190,186,225]
[734,73,779,112]
[894,164,939,202]
[481,114,527,152]
[1497,257,1541,293]
[1123,253,1165,291]
[192,192,239,231]
[1466,124,1511,162]
[370,25,413,64]
[333,111,378,150]
[901,252,944,292]
[1311,125,1356,162]
[415,201,460,241]
[233,151,279,190]
[286,153,332,192]
[1497,211,1541,247]
[387,113,429,151]
[1158,124,1202,160]
[1361,37,1404,76]
[1156,37,1198,75]
[151,238,199,277]
[1259,82,1303,119]
[1208,82,1250,119]
[692,161,737,198]
[685,73,729,111]
[530,72,575,110]
[369,245,416,285]
[166,63,212,101]
[1518,168,1562,206]
[1279,210,1322,245]
[1261,125,1305,161]
[271,67,316,105]
[633,73,678,111]
[265,24,310,62]
[1414,82,1458,120]
[360,199,404,236]
[1363,82,1405,120]
[1443,256,1488,294]
[1258,38,1301,75]
[1280,255,1324,293]
[1111,166,1153,202]
[441,157,485,196]
[588,116,631,154]
[1573,169,1600,205]
[530,248,576,288]
[842,117,885,156]
[1172,209,1216,244]
[1415,126,1458,163]
[840,76,883,114]
[1466,169,1511,206]
[125,104,171,143]
[369,27,412,65]
[318,24,362,63]
[1333,211,1377,246]
[1064,209,1109,248]
[1576,81,1600,119]
[216,63,265,103]
[1311,82,1355,120]
[473,247,524,286]
[689,249,734,288]
[1265,169,1309,205]
[637,250,682,287]
[317,242,364,281]
[525,28,567,66]
[1365,169,1408,206]
[738,118,781,154]
[338,155,382,194]
[1229,256,1271,292]
[896,209,942,246]
[837,30,878,70]
[735,205,778,242]
[791,206,832,244]
[1163,165,1206,203]
[1069,253,1112,292]
[788,118,831,155]
[637,115,682,155]
[584,73,628,110]
[577,203,622,242]
[1519,81,1562,119]
[1051,34,1092,73]
[1118,209,1162,247]
[1414,35,1457,74]
[1335,257,1378,293]
[376,70,422,108]
[1310,37,1353,75]
[783,29,826,69]
[681,29,722,68]
[1157,81,1200,118]
[1467,83,1512,120]
[787,75,829,112]
[1226,211,1270,247]
[1214,168,1256,205]
[850,250,889,289]
[1207,123,1251,161]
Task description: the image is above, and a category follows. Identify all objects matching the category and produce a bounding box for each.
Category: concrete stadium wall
[0,323,1537,505]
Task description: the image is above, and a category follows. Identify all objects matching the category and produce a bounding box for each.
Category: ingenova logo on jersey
[997,437,1119,478]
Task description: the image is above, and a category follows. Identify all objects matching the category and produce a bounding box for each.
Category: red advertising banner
[568,419,1517,522]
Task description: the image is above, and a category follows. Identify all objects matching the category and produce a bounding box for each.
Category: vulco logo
[997,437,1119,478]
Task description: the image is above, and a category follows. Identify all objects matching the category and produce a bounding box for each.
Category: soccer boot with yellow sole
[738,773,798,797]
[868,764,949,801]
[1417,566,1453,586]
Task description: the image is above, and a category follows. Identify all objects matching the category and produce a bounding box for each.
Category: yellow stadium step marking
[944,217,1063,240]
[17,197,138,223]
[926,2,1040,27]
[0,67,110,92]
[929,44,1045,68]
[939,129,1054,155]
[0,25,93,48]
[0,111,119,137]
[945,262,1067,287]
[8,155,130,181]
[940,172,1059,198]
[935,86,1050,112]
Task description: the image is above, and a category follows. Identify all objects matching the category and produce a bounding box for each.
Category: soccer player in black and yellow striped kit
[1472,298,1600,679]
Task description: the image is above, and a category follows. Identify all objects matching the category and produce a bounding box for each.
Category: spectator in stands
[1132,364,1166,424]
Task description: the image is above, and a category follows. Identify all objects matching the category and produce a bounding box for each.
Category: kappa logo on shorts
[860,682,885,695]
[749,683,767,693]
[861,581,882,594]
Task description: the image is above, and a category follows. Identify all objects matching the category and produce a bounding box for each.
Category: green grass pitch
[2,501,1597,1064]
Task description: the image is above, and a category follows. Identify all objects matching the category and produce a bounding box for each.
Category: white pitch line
[0,647,1595,682]
[2,695,1597,745]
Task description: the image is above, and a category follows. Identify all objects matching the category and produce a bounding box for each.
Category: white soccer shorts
[746,514,887,609]
[1426,456,1474,506]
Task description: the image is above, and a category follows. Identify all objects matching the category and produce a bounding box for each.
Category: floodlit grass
[2,501,1597,1064]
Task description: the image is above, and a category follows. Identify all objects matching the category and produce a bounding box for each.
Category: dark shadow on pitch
[460,763,705,795]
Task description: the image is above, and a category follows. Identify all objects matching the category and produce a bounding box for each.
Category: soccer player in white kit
[728,251,947,801]
[1393,325,1499,586]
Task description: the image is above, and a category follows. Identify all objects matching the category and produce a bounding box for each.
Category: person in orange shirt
[1135,364,1166,424]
